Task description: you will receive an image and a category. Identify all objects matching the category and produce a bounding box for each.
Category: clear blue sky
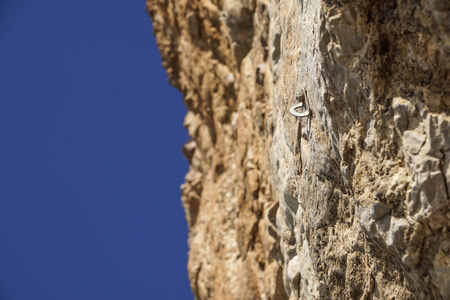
[0,1,193,299]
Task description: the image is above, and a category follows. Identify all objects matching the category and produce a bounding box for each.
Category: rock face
[147,0,450,298]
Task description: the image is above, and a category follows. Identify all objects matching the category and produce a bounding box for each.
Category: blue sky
[0,0,193,299]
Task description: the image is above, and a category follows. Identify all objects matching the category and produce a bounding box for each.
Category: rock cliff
[147,0,450,298]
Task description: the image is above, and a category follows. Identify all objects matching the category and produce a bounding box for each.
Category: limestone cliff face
[148,0,450,298]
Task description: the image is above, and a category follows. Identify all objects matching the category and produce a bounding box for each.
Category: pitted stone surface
[148,0,450,298]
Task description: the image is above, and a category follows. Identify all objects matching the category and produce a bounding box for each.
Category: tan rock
[148,0,450,298]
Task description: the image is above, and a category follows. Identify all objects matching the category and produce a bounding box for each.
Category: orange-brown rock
[148,0,450,298]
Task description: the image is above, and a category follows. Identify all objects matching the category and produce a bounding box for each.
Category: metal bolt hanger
[289,91,310,118]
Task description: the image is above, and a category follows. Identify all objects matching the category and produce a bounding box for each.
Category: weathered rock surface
[148,0,450,298]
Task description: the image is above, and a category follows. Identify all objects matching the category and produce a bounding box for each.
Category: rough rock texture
[147,0,450,298]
